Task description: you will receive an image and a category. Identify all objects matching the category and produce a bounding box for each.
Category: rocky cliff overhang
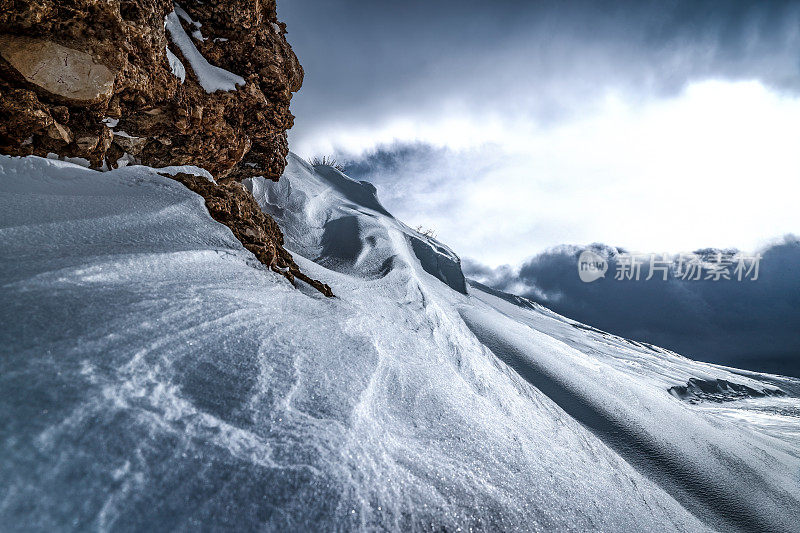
[0,0,331,295]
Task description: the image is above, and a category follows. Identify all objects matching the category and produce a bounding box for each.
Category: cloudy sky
[276,1,800,375]
[465,237,800,377]
[279,0,800,267]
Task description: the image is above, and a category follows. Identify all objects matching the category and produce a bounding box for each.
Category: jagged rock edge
[163,171,333,297]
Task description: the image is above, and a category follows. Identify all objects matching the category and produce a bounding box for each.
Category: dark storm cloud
[280,0,800,138]
[464,236,800,378]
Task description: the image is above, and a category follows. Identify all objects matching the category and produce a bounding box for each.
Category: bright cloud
[299,80,800,266]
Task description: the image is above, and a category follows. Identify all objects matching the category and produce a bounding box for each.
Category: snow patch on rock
[165,46,185,83]
[164,10,244,93]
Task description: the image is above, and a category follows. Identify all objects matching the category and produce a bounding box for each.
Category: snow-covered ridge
[1,154,798,531]
[246,154,467,293]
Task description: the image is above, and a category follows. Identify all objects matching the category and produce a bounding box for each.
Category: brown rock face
[0,0,332,295]
[0,0,302,178]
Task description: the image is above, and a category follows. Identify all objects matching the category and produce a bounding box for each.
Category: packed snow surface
[1,154,799,531]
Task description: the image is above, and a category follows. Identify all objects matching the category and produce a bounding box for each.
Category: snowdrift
[246,159,467,293]
[1,154,799,531]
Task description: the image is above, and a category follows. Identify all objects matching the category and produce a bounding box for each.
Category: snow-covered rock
[1,154,799,531]
[164,10,244,93]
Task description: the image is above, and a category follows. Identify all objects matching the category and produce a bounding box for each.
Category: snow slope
[1,154,798,531]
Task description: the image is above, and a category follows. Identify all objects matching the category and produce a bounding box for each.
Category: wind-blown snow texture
[1,154,799,531]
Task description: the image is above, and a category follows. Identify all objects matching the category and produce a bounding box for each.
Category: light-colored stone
[76,135,99,151]
[46,122,72,143]
[0,35,115,103]
[112,131,147,153]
